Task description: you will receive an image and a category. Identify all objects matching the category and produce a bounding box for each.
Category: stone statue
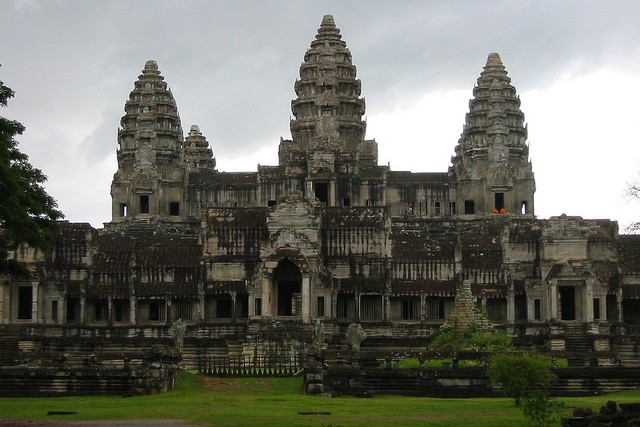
[169,319,187,353]
[346,323,366,352]
[313,319,326,347]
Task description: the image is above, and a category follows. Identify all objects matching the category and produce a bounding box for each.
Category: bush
[521,390,564,427]
[487,352,556,406]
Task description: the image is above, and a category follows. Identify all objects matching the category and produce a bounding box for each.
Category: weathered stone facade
[2,15,640,372]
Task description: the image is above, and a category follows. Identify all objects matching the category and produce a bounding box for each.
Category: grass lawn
[1,372,640,426]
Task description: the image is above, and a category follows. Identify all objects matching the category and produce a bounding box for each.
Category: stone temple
[2,16,640,382]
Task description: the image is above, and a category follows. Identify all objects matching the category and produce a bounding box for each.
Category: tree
[627,177,640,233]
[0,72,63,275]
[487,352,556,406]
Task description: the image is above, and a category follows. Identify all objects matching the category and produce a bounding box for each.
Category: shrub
[487,352,556,406]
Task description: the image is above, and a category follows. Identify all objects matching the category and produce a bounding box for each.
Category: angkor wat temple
[2,16,640,386]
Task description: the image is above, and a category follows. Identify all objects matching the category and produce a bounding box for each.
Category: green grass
[1,372,640,426]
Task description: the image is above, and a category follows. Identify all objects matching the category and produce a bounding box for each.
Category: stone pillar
[616,287,623,323]
[584,280,594,322]
[506,292,515,323]
[262,277,271,318]
[331,290,337,320]
[420,291,426,325]
[383,293,390,322]
[301,275,311,323]
[548,280,557,321]
[31,282,39,324]
[166,296,172,324]
[107,295,113,326]
[329,181,336,207]
[230,291,237,322]
[355,291,361,322]
[80,294,86,324]
[198,281,205,322]
[129,296,137,325]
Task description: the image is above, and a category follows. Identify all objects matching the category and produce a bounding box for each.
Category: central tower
[281,15,378,206]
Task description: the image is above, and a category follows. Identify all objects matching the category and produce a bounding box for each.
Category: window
[343,197,351,207]
[255,298,262,316]
[521,201,528,214]
[401,300,418,320]
[593,298,600,320]
[534,299,541,320]
[140,195,149,214]
[119,203,128,217]
[267,200,277,207]
[465,200,475,214]
[173,299,193,321]
[433,201,441,216]
[314,182,328,204]
[169,202,180,216]
[217,298,233,318]
[360,295,382,320]
[449,201,456,215]
[494,193,504,211]
[94,300,108,322]
[18,287,32,320]
[149,300,165,321]
[51,300,58,322]
[114,300,124,322]
[317,296,325,317]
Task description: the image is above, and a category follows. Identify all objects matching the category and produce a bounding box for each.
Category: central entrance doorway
[559,285,576,320]
[273,259,302,317]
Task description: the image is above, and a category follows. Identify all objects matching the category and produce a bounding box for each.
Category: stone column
[107,295,113,326]
[355,291,361,322]
[584,280,594,322]
[262,277,271,318]
[548,280,557,321]
[230,291,237,322]
[31,282,38,324]
[129,296,137,325]
[383,293,390,322]
[80,294,86,324]
[506,292,515,323]
[301,275,311,323]
[166,296,172,324]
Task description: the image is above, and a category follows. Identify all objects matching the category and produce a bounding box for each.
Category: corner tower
[450,53,535,216]
[109,60,186,228]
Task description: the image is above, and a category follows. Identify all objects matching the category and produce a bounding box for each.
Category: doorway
[559,286,576,320]
[273,259,302,317]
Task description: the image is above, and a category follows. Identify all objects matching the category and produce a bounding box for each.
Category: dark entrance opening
[464,200,475,214]
[273,258,302,317]
[314,182,329,204]
[515,294,527,322]
[559,286,576,320]
[623,299,640,323]
[18,287,32,320]
[606,294,618,322]
[494,193,505,211]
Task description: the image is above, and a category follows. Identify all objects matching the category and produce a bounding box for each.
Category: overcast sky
[2,0,640,230]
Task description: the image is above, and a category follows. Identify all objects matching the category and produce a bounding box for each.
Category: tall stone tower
[450,53,535,216]
[281,15,378,206]
[110,60,186,228]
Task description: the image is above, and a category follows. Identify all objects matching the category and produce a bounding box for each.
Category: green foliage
[487,352,556,406]
[0,73,63,275]
[521,390,564,427]
[429,323,513,354]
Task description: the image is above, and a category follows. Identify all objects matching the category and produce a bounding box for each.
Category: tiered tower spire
[183,125,216,172]
[451,53,535,215]
[289,15,366,151]
[109,60,186,226]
